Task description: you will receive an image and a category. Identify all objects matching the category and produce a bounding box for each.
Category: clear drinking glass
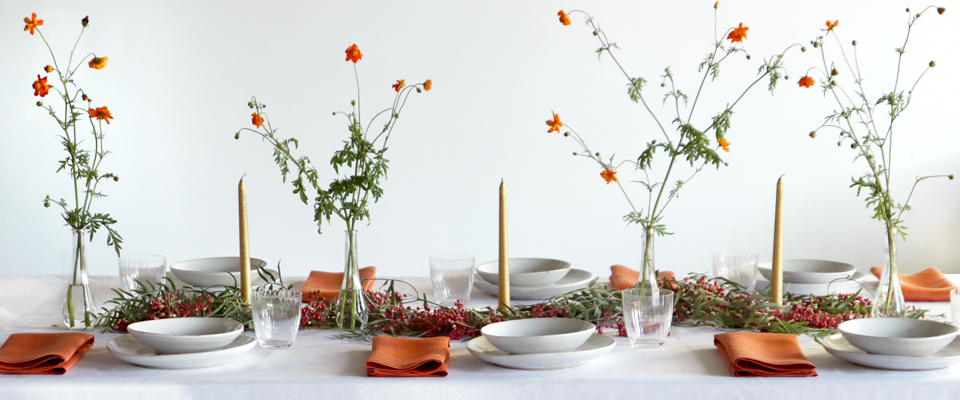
[622,288,674,348]
[429,253,475,304]
[712,250,759,292]
[251,290,302,349]
[951,288,960,328]
[118,254,167,291]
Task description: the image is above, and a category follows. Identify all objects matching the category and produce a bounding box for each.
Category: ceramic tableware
[838,317,960,357]
[473,269,596,300]
[170,257,272,287]
[467,334,615,370]
[481,318,594,355]
[107,334,255,369]
[757,259,857,284]
[476,258,571,287]
[127,317,244,354]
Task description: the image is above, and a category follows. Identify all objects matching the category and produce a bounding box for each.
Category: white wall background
[1,1,958,280]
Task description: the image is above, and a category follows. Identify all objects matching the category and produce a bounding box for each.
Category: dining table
[1,273,959,400]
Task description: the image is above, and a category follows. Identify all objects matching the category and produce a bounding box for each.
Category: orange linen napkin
[869,267,958,302]
[365,336,450,377]
[0,333,94,375]
[609,264,676,291]
[714,332,817,377]
[301,266,377,302]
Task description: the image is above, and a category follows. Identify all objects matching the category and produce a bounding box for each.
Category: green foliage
[237,73,428,233]
[33,17,122,256]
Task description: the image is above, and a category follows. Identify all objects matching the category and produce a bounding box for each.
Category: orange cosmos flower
[88,56,108,70]
[727,23,748,43]
[798,76,815,88]
[717,137,731,152]
[24,13,43,35]
[824,20,839,33]
[44,65,53,73]
[601,168,618,184]
[424,79,432,91]
[88,106,114,124]
[32,75,51,97]
[392,79,405,92]
[252,113,264,128]
[558,10,571,26]
[345,44,362,63]
[546,111,562,133]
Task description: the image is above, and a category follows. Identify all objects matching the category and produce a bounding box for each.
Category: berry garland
[97,274,928,341]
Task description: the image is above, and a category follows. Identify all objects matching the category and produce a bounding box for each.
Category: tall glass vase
[872,226,905,317]
[64,228,96,329]
[336,230,369,329]
[634,227,659,296]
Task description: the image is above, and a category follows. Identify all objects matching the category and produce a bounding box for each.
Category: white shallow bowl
[476,258,571,287]
[756,271,871,296]
[127,317,244,354]
[170,257,270,287]
[757,259,856,283]
[481,318,595,355]
[838,318,960,357]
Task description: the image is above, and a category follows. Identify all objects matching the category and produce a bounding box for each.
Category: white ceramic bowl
[757,259,856,283]
[838,318,960,357]
[170,257,270,287]
[127,317,244,354]
[481,318,595,355]
[476,258,572,287]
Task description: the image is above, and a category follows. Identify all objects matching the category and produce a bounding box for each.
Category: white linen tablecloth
[1,274,958,400]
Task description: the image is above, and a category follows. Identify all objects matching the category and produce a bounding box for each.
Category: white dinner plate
[473,268,597,300]
[756,272,871,296]
[107,333,256,369]
[467,334,615,370]
[757,259,856,283]
[822,333,960,370]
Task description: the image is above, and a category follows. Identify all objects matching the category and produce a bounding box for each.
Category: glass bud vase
[634,227,659,296]
[336,230,369,329]
[872,226,905,317]
[64,228,96,329]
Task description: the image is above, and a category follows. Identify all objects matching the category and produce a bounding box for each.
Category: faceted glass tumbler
[429,253,475,304]
[251,290,302,349]
[118,254,167,292]
[712,250,759,292]
[622,288,674,348]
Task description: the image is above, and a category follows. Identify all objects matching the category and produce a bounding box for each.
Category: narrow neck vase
[64,228,96,329]
[336,230,369,329]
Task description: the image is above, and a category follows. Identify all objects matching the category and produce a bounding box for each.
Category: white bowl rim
[757,259,857,273]
[169,257,268,273]
[127,317,244,337]
[481,317,595,338]
[475,258,572,276]
[838,318,960,341]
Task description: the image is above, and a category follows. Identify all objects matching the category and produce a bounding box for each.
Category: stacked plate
[170,257,277,287]
[467,318,615,370]
[107,317,255,369]
[472,258,596,300]
[823,318,960,370]
[756,259,867,296]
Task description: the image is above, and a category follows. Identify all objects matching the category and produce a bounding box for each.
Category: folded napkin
[609,264,675,291]
[869,267,958,302]
[301,266,377,302]
[714,332,817,377]
[0,333,95,375]
[365,336,450,377]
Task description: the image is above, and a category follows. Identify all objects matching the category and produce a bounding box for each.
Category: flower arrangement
[234,44,431,330]
[548,5,796,292]
[25,13,123,329]
[799,6,953,317]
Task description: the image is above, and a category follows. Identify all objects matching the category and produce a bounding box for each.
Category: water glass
[622,288,674,348]
[429,253,475,304]
[951,288,960,328]
[118,254,166,291]
[712,250,759,292]
[251,290,302,349]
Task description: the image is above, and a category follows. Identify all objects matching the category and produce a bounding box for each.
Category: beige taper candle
[239,176,252,304]
[771,175,785,306]
[499,179,510,311]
